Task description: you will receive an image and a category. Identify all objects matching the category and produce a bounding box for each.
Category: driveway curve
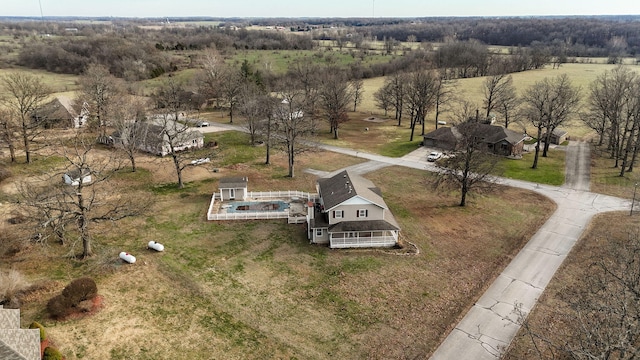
[304,141,628,359]
[206,123,628,359]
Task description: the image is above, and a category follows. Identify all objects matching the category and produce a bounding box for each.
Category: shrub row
[43,346,63,360]
[46,277,97,319]
[29,321,46,341]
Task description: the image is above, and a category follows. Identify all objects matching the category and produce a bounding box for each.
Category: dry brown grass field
[362,63,640,139]
[589,145,640,199]
[0,60,634,359]
[1,127,554,359]
[503,211,636,359]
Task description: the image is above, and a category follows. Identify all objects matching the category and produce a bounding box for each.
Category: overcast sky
[4,0,640,18]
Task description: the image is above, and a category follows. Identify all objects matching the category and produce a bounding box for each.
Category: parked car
[427,151,443,162]
[196,121,210,127]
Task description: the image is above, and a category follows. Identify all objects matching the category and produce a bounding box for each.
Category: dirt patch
[63,295,105,321]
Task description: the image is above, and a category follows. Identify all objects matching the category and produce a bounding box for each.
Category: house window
[357,209,368,218]
[316,228,323,237]
[333,210,343,219]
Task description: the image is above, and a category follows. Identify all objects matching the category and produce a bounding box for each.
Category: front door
[229,188,236,200]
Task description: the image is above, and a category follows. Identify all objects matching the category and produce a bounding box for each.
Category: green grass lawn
[497,149,566,185]
[590,146,640,198]
[230,49,390,75]
[0,68,80,95]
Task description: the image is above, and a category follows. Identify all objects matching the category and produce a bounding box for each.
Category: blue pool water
[226,200,290,213]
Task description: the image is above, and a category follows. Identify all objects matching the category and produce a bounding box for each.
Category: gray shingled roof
[0,307,40,360]
[423,126,459,142]
[219,177,248,189]
[318,170,387,211]
[473,124,525,145]
[35,98,74,120]
[424,123,525,146]
[328,219,400,232]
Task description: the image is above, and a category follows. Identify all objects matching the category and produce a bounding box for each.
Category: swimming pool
[225,200,290,213]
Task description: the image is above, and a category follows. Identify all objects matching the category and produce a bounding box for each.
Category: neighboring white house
[112,119,204,156]
[217,177,248,201]
[63,167,92,186]
[307,170,400,249]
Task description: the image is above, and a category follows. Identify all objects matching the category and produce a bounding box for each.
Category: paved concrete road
[430,180,627,359]
[430,142,628,360]
[563,141,590,191]
[194,122,239,133]
[204,124,628,359]
[302,140,628,360]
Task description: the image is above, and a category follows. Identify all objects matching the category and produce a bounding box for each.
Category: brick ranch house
[423,123,526,157]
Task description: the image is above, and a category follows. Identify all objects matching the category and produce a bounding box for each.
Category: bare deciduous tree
[0,108,18,162]
[383,36,398,55]
[350,78,364,112]
[388,72,408,126]
[373,82,393,117]
[404,69,437,140]
[220,68,244,124]
[318,70,353,139]
[0,73,50,164]
[482,74,514,119]
[78,63,121,137]
[154,78,204,188]
[495,85,522,129]
[198,47,224,108]
[450,99,480,126]
[238,83,270,145]
[523,74,580,169]
[584,66,640,174]
[289,60,322,131]
[111,97,150,172]
[18,134,148,258]
[272,80,316,178]
[433,73,457,129]
[432,121,500,206]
